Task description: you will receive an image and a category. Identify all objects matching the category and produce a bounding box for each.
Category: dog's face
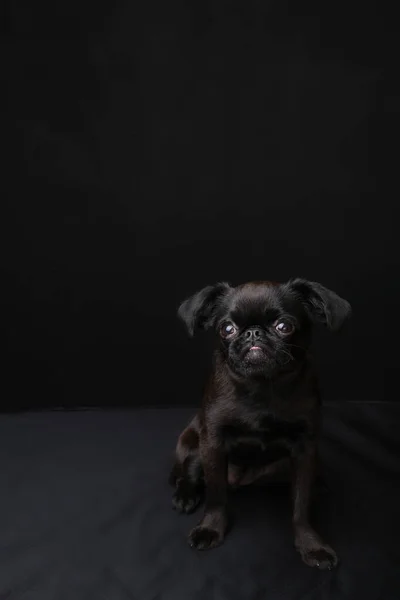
[178,279,351,378]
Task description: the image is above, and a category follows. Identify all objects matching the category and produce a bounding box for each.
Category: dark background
[1,1,392,411]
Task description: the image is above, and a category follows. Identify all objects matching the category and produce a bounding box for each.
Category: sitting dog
[170,279,351,569]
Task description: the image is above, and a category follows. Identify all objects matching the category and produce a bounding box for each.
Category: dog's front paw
[298,544,338,570]
[188,525,224,550]
[172,482,202,514]
[295,526,338,570]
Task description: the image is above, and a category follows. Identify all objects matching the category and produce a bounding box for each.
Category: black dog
[170,279,351,569]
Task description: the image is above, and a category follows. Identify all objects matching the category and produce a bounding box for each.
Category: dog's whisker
[276,347,295,365]
[287,343,306,352]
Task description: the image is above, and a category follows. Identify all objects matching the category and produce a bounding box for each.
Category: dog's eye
[220,322,236,338]
[275,321,294,335]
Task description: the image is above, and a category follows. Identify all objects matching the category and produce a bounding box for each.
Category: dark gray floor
[0,403,399,600]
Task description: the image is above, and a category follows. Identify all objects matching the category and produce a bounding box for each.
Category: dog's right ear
[178,282,231,337]
[287,278,351,332]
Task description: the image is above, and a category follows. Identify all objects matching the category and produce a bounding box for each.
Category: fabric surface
[0,403,399,600]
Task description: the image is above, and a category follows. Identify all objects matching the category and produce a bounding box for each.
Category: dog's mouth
[243,345,267,361]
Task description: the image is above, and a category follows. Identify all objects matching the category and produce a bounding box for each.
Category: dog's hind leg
[228,458,291,487]
[170,415,204,514]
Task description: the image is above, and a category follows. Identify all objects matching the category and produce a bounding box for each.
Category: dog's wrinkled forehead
[223,282,293,327]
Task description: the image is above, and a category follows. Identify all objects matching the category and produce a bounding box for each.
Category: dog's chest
[221,414,309,465]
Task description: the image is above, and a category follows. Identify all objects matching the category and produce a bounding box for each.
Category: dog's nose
[245,328,262,340]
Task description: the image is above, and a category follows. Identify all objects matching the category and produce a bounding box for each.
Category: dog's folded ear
[178,282,231,336]
[287,278,351,332]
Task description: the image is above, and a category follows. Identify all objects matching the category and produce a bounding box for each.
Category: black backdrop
[2,1,392,410]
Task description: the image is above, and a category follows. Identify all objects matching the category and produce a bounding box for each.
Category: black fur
[170,279,351,569]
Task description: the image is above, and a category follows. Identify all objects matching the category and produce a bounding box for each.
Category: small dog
[170,279,351,569]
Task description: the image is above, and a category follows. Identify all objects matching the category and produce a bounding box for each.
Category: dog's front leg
[292,444,338,570]
[188,434,228,550]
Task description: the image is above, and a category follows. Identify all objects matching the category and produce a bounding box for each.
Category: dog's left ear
[178,282,232,336]
[287,278,351,332]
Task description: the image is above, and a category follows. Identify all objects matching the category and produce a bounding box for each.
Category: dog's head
[178,279,351,378]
